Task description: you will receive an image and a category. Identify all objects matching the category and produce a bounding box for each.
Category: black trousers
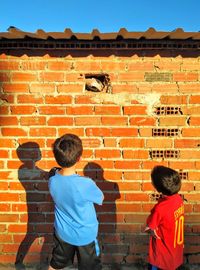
[50,232,102,270]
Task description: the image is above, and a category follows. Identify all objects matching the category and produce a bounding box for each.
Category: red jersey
[146,194,184,270]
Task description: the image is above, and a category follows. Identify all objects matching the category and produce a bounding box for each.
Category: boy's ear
[77,156,82,162]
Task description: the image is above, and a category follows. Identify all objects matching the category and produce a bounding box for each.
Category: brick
[30,83,55,93]
[40,71,64,82]
[130,117,156,126]
[29,128,56,137]
[123,150,149,159]
[2,128,27,136]
[125,193,149,202]
[180,150,200,159]
[74,61,101,71]
[159,116,187,126]
[145,72,172,82]
[119,138,144,148]
[11,105,36,114]
[0,116,18,126]
[0,94,14,103]
[152,83,178,93]
[128,61,153,71]
[123,105,147,115]
[47,117,73,126]
[45,95,72,104]
[146,138,173,148]
[94,106,121,115]
[11,72,38,82]
[2,83,29,93]
[20,116,46,126]
[75,117,101,126]
[0,106,9,114]
[160,95,188,104]
[0,150,9,159]
[182,128,200,137]
[111,128,138,137]
[86,127,111,137]
[39,105,65,115]
[101,61,126,71]
[182,106,200,115]
[173,72,198,82]
[75,95,95,104]
[114,161,140,169]
[57,84,84,93]
[154,60,181,71]
[174,139,200,148]
[179,83,200,93]
[95,149,121,159]
[116,203,142,212]
[112,84,138,94]
[0,72,10,82]
[58,128,84,137]
[169,161,195,170]
[0,60,19,70]
[48,61,72,70]
[67,106,94,115]
[20,61,47,70]
[103,138,117,147]
[102,116,128,126]
[189,95,200,104]
[118,72,144,81]
[17,94,43,104]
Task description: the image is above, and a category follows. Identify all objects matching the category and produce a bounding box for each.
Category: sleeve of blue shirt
[82,177,104,205]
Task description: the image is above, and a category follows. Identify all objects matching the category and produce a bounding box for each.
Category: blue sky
[1,0,200,33]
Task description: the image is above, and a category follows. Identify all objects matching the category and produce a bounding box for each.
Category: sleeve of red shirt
[147,205,162,230]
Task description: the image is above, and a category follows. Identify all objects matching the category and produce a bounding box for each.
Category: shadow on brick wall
[15,142,53,270]
[83,162,121,264]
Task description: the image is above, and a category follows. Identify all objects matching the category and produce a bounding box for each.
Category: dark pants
[50,232,102,270]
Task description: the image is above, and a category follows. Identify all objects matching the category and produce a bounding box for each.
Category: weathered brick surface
[0,54,200,268]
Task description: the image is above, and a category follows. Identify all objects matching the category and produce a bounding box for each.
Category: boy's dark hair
[53,134,83,168]
[151,166,181,195]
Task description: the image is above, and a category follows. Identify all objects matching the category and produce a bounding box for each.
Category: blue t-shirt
[49,172,103,245]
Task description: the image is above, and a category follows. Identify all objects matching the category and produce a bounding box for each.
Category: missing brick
[85,73,112,93]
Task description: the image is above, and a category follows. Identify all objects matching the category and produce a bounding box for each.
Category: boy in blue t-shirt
[48,134,104,270]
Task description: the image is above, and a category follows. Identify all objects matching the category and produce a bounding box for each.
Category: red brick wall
[0,53,200,266]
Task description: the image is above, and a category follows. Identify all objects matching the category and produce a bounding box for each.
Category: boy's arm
[144,226,160,239]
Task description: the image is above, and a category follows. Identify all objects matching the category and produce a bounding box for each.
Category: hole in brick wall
[179,171,188,180]
[85,73,112,93]
[150,150,180,159]
[155,106,182,115]
[152,128,179,137]
[149,193,162,201]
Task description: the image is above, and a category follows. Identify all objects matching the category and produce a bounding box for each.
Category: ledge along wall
[0,45,200,266]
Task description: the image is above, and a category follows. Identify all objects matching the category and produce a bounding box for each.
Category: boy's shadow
[15,142,53,270]
[83,162,120,263]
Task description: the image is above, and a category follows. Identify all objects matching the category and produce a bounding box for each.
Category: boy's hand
[48,167,61,178]
[144,226,161,239]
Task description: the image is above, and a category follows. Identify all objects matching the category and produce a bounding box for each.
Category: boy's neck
[60,165,76,176]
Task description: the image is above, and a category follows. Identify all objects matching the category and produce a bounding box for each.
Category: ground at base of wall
[0,264,200,270]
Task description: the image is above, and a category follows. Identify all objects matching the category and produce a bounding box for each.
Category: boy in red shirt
[145,166,184,270]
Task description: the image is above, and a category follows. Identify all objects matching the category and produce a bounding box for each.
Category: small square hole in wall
[85,73,112,93]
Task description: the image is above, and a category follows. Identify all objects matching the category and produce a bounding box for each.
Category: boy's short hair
[53,134,83,168]
[151,166,181,195]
